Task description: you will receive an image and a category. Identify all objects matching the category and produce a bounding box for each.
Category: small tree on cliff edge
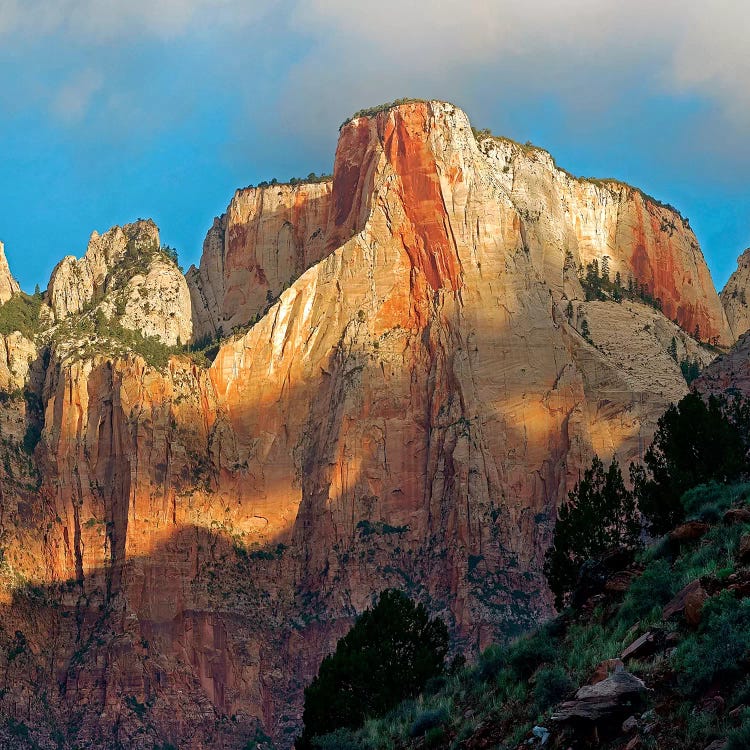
[544,456,641,609]
[296,589,449,749]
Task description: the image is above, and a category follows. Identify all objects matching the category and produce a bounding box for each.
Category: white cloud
[0,0,273,40]
[285,0,750,130]
[51,68,103,123]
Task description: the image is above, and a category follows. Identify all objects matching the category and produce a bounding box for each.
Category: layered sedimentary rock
[478,136,733,347]
[0,101,729,749]
[47,220,191,346]
[721,248,750,340]
[187,182,333,340]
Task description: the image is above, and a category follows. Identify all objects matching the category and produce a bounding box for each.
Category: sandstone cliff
[186,182,333,341]
[720,248,750,340]
[47,220,192,346]
[0,241,20,304]
[0,100,729,749]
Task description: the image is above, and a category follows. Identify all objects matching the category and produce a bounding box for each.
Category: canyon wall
[0,100,730,749]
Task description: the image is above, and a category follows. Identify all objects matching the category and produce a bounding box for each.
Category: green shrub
[476,644,506,682]
[507,630,557,680]
[409,707,448,737]
[672,592,750,697]
[424,726,446,747]
[340,98,429,129]
[533,666,574,712]
[617,559,675,627]
[681,481,750,519]
[726,713,750,750]
[0,292,43,339]
[311,728,366,750]
[635,394,747,535]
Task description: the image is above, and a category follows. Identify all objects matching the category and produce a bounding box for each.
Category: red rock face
[381,107,462,293]
[625,193,726,344]
[0,100,730,749]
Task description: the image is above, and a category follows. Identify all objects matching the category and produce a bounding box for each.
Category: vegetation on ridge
[340,98,432,129]
[472,127,687,222]
[0,290,44,340]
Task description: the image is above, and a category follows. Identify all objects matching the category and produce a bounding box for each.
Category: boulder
[723,507,750,525]
[685,586,709,627]
[551,671,649,726]
[621,631,662,662]
[663,580,707,623]
[669,521,710,543]
[590,658,625,684]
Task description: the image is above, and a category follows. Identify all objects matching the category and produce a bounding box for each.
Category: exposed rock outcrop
[187,182,333,340]
[551,670,649,725]
[0,100,732,749]
[47,220,191,346]
[0,241,20,304]
[721,248,750,339]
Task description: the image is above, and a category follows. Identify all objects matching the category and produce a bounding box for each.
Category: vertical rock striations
[720,247,750,340]
[0,100,732,749]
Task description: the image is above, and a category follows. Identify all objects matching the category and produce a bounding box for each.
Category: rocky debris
[551,670,649,726]
[724,507,750,525]
[590,659,625,685]
[698,694,726,715]
[622,714,639,733]
[572,550,640,608]
[704,569,750,598]
[669,520,711,543]
[738,534,750,565]
[621,631,663,662]
[604,569,641,594]
[531,725,550,745]
[0,241,20,304]
[663,580,708,625]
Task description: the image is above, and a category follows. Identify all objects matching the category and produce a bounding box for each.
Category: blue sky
[1,0,749,292]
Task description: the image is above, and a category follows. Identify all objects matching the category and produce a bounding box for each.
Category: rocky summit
[0,99,743,749]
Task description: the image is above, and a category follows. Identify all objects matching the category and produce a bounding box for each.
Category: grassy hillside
[307,481,750,750]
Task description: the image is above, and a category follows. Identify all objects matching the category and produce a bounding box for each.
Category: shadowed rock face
[721,248,750,340]
[0,100,729,749]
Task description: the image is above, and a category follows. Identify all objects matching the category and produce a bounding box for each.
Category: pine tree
[635,393,747,534]
[544,456,641,609]
[580,319,591,342]
[668,337,678,362]
[297,590,449,748]
[565,301,574,321]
